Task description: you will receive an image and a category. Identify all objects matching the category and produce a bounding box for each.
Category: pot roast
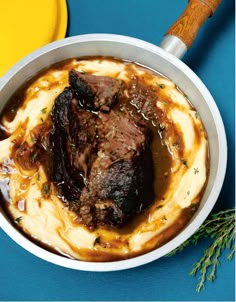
[51,70,155,229]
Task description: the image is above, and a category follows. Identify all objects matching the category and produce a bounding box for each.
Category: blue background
[0,0,234,301]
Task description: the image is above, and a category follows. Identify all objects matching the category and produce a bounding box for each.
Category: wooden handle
[166,0,222,48]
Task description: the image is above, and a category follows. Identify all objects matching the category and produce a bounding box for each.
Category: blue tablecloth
[0,0,234,301]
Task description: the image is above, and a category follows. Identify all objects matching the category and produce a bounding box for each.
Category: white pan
[0,0,227,271]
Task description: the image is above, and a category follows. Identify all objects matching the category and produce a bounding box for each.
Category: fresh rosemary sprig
[168,208,235,292]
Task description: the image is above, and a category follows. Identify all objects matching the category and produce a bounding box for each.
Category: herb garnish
[94,236,101,246]
[70,143,76,149]
[159,124,165,131]
[157,83,166,89]
[190,203,198,211]
[41,107,47,114]
[194,168,199,174]
[161,216,167,222]
[181,159,188,167]
[41,182,50,197]
[40,117,44,123]
[159,101,168,106]
[167,208,235,292]
[172,141,179,150]
[31,153,38,162]
[15,216,22,224]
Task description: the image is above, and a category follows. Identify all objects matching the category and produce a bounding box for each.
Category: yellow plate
[0,0,68,77]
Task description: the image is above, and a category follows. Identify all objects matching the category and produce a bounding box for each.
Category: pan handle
[160,0,222,59]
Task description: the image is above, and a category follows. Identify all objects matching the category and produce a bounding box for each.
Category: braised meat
[69,70,123,112]
[51,71,155,228]
[79,110,154,227]
[128,77,162,125]
[51,87,97,206]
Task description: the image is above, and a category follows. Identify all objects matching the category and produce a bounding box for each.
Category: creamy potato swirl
[0,58,208,261]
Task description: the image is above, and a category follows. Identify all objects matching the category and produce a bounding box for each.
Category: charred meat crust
[51,71,155,229]
[69,70,123,112]
[51,88,84,204]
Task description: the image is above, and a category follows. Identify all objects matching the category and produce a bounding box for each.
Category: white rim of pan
[0,34,227,271]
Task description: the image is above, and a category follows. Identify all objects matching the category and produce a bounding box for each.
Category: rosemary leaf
[167,208,235,292]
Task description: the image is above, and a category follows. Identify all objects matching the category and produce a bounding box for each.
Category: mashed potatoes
[0,57,208,261]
